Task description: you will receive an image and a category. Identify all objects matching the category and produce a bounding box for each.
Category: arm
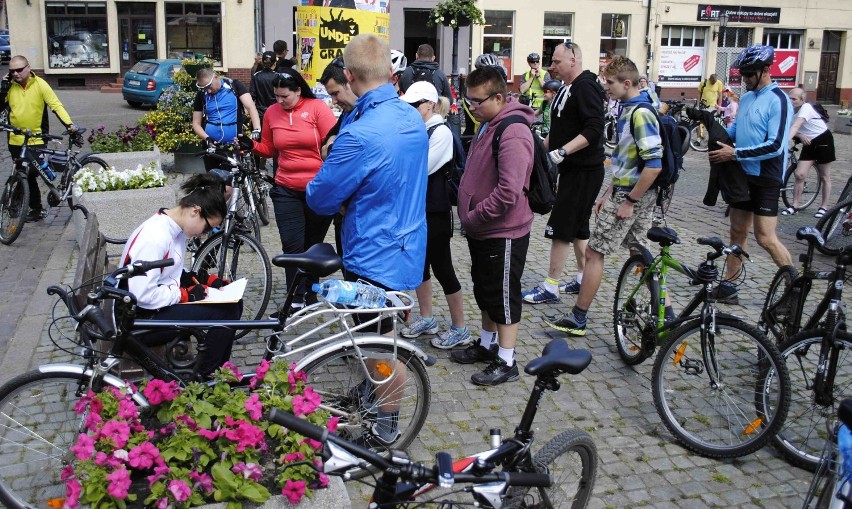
[315,102,338,141]
[39,80,73,126]
[306,130,367,216]
[553,81,603,153]
[469,126,533,225]
[124,231,182,308]
[252,110,277,158]
[439,73,453,100]
[238,92,261,131]
[427,124,453,174]
[519,72,532,94]
[789,116,805,141]
[192,111,207,140]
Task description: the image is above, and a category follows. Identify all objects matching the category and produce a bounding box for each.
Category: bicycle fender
[77,151,96,161]
[37,363,149,406]
[293,336,437,371]
[629,242,655,267]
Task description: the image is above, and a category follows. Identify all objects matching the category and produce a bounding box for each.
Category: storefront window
[483,10,513,80]
[165,2,222,65]
[599,13,629,63]
[657,25,706,86]
[542,12,572,67]
[762,30,803,87]
[46,2,109,69]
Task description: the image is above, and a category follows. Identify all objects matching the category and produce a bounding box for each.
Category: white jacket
[119,211,187,309]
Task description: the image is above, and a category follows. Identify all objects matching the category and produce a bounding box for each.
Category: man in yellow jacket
[1,55,76,222]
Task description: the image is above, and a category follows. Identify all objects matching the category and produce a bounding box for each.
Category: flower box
[194,476,350,508]
[95,148,162,173]
[72,183,178,246]
[833,115,852,135]
[173,141,207,174]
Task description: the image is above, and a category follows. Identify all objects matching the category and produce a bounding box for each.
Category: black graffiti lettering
[320,9,360,49]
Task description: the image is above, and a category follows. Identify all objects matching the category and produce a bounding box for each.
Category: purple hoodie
[458,98,535,239]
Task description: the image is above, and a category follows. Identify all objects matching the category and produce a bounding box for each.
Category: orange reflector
[376,362,392,377]
[743,417,764,435]
[633,265,644,275]
[47,498,65,508]
[673,343,687,365]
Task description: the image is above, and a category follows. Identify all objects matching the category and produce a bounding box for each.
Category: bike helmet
[527,52,541,63]
[543,79,562,92]
[474,53,499,69]
[391,49,408,75]
[732,44,775,72]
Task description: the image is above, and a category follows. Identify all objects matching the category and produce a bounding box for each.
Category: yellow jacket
[3,74,73,146]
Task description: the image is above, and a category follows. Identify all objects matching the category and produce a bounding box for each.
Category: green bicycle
[612,226,791,458]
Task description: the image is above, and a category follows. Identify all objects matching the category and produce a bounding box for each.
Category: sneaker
[710,283,739,305]
[25,209,46,222]
[471,358,520,386]
[522,285,561,304]
[545,313,587,336]
[431,326,473,349]
[370,409,400,445]
[450,343,498,364]
[558,279,582,295]
[401,317,439,338]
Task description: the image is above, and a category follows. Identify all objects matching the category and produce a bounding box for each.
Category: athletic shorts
[545,166,605,242]
[729,176,781,217]
[467,234,529,325]
[799,130,836,165]
[588,189,656,256]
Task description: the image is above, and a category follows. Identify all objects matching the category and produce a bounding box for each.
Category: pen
[192,277,201,286]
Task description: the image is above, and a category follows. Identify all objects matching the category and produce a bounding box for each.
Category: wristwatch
[625,194,640,204]
[557,147,567,157]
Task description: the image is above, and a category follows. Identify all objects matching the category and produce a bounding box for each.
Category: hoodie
[458,98,535,239]
[548,70,606,172]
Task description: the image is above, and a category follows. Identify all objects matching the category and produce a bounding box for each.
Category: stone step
[99,86,122,93]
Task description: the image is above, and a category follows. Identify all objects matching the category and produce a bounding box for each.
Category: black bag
[629,103,684,191]
[411,64,436,85]
[426,123,466,207]
[812,102,830,122]
[491,115,557,215]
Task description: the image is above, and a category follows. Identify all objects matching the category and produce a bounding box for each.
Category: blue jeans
[269,184,333,300]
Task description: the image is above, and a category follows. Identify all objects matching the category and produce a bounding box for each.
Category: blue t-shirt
[192,78,248,143]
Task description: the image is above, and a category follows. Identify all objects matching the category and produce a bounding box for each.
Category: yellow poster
[295,6,390,86]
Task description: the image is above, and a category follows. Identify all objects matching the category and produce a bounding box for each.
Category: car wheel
[126,100,143,108]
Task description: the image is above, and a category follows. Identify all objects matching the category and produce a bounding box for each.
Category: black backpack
[812,102,830,122]
[426,122,466,206]
[628,103,684,192]
[491,115,557,215]
[411,64,436,86]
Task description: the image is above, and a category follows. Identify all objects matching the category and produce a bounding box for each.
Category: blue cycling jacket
[725,82,792,182]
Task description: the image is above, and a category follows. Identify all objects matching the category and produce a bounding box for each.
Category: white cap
[400,81,439,104]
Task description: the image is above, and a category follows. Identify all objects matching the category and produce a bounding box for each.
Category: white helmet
[475,53,499,69]
[391,49,408,75]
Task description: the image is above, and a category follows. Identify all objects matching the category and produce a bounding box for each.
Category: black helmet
[732,45,775,72]
[527,52,541,63]
[543,79,562,92]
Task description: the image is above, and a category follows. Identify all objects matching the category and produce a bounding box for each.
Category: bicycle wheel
[774,330,852,471]
[252,173,270,226]
[0,370,98,508]
[652,316,791,458]
[603,120,617,150]
[689,123,709,152]
[0,172,29,245]
[236,183,262,242]
[802,442,840,509]
[504,429,598,509]
[760,265,799,346]
[782,163,822,211]
[815,198,852,256]
[192,231,271,339]
[300,344,431,480]
[66,155,110,208]
[613,255,659,366]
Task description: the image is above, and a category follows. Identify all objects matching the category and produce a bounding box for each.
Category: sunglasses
[564,41,575,56]
[741,71,757,78]
[409,99,429,108]
[331,58,345,69]
[464,92,497,108]
[196,75,215,90]
[10,65,28,74]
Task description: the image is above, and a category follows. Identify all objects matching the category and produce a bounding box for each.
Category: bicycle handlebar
[696,237,749,261]
[0,123,63,142]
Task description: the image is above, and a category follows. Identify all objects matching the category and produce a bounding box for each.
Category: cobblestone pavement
[1,92,851,508]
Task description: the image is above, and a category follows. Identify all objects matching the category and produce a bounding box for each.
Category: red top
[253,98,336,191]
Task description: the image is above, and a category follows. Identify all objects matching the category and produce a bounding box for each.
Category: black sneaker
[545,313,587,336]
[471,358,520,386]
[710,283,739,305]
[450,343,498,364]
[25,209,46,222]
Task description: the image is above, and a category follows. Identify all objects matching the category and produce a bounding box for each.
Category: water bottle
[38,154,56,181]
[312,280,387,309]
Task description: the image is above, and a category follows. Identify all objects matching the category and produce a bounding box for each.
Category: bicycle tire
[689,123,709,152]
[603,120,617,150]
[815,198,852,256]
[773,330,852,472]
[252,173,270,226]
[782,163,822,211]
[236,183,262,242]
[0,172,29,245]
[191,231,271,339]
[652,316,791,458]
[760,265,800,346]
[299,344,431,480]
[504,429,598,509]
[0,370,106,508]
[613,255,659,366]
[67,155,110,208]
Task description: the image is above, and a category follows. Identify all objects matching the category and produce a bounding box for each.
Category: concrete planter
[196,476,351,509]
[72,184,178,245]
[94,148,162,172]
[834,115,852,135]
[172,142,207,174]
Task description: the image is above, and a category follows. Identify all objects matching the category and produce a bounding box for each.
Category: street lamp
[713,12,729,41]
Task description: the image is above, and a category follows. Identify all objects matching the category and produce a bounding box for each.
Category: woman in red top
[252,71,337,309]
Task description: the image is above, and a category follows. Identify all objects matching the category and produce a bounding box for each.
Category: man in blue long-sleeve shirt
[708,45,793,304]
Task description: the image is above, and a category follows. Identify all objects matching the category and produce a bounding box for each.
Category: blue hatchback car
[122,59,183,108]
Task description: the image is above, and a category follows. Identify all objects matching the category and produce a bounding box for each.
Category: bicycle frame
[811,261,848,408]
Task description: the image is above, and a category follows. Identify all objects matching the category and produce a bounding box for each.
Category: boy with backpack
[546,56,664,336]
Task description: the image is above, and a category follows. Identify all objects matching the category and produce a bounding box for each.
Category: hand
[180,284,207,303]
[238,135,254,151]
[250,129,261,141]
[205,137,217,150]
[548,149,564,165]
[67,124,78,133]
[179,270,199,287]
[708,141,736,164]
[616,200,635,220]
[206,273,231,289]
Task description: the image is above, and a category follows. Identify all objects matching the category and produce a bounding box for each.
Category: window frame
[483,10,514,81]
[44,1,110,70]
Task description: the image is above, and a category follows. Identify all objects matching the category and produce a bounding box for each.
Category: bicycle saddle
[524,338,592,376]
[796,226,825,247]
[646,227,680,246]
[272,242,342,277]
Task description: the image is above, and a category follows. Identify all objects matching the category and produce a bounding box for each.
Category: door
[817,31,842,103]
[118,3,157,74]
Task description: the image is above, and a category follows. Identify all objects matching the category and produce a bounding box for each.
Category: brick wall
[36,70,120,90]
[224,68,251,83]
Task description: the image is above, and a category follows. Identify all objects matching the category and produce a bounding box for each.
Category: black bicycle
[0,125,109,245]
[268,336,597,508]
[814,175,852,256]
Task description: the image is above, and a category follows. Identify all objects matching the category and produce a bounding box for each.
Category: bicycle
[801,398,852,508]
[781,143,822,212]
[189,141,272,336]
[612,226,791,457]
[268,336,597,509]
[0,124,109,245]
[771,245,852,471]
[814,176,852,256]
[603,100,619,150]
[0,243,434,508]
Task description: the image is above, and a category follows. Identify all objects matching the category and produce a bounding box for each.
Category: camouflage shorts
[588,189,656,256]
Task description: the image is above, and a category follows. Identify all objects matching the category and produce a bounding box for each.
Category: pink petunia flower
[168,479,192,502]
[232,462,263,482]
[317,472,329,488]
[61,465,74,481]
[281,479,306,505]
[156,497,170,509]
[106,467,132,499]
[301,437,323,451]
[83,411,102,432]
[63,477,82,509]
[223,420,265,452]
[73,391,95,415]
[249,359,271,389]
[147,465,171,489]
[128,441,161,470]
[292,387,321,416]
[197,427,221,440]
[327,416,339,433]
[189,471,214,493]
[283,451,305,463]
[70,433,94,461]
[100,420,131,449]
[221,362,243,381]
[117,399,138,420]
[175,414,198,430]
[142,379,180,405]
[244,393,262,421]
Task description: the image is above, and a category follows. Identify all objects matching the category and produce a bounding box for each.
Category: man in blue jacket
[307,34,427,446]
[708,45,793,304]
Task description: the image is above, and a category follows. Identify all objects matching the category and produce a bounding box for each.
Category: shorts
[467,234,529,325]
[588,189,656,256]
[545,166,605,242]
[729,176,781,217]
[799,130,836,165]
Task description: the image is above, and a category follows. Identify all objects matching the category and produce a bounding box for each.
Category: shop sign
[769,50,799,87]
[697,5,781,24]
[657,47,706,85]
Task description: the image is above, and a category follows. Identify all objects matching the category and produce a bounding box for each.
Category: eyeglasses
[196,75,215,90]
[464,92,497,108]
[331,58,345,69]
[564,41,575,56]
[10,65,28,74]
[741,71,757,78]
[409,99,429,108]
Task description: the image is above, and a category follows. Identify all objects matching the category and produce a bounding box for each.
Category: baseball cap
[400,81,439,104]
[262,51,276,62]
